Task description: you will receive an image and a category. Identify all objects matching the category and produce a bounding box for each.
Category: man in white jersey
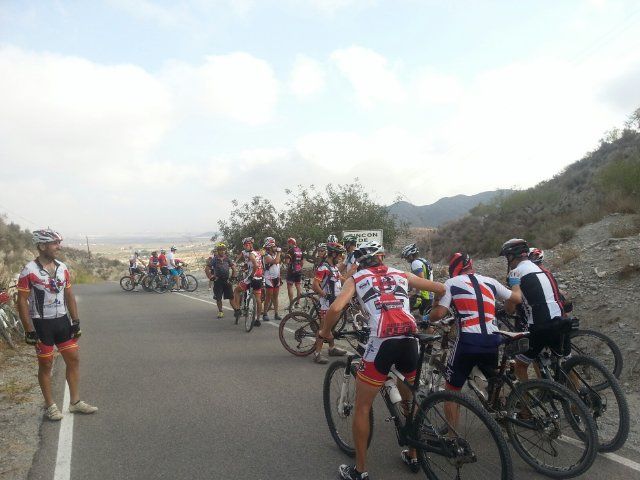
[319,242,445,480]
[338,234,359,278]
[166,246,182,292]
[17,229,98,421]
[262,237,282,322]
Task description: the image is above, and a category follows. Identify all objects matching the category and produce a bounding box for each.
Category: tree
[217,197,283,254]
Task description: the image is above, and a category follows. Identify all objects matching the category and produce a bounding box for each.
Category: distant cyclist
[500,238,569,381]
[16,229,98,421]
[158,249,169,277]
[262,237,282,322]
[205,243,236,318]
[128,251,146,284]
[166,246,181,292]
[232,237,264,326]
[427,252,521,443]
[312,242,347,364]
[313,242,327,272]
[319,241,445,480]
[285,237,305,306]
[339,234,359,277]
[401,243,434,317]
[147,251,160,276]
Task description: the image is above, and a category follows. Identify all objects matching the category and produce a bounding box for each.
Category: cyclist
[339,234,359,277]
[285,237,304,306]
[500,238,569,381]
[427,252,521,447]
[528,247,572,312]
[400,243,434,317]
[232,237,264,326]
[166,246,181,292]
[313,242,327,272]
[158,249,169,277]
[262,237,282,322]
[16,229,98,421]
[318,241,445,480]
[148,251,160,276]
[205,243,236,318]
[312,242,347,364]
[128,251,146,285]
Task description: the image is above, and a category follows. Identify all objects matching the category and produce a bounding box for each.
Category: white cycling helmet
[327,234,338,243]
[354,241,385,266]
[528,247,544,264]
[401,243,419,259]
[263,237,276,248]
[32,228,63,245]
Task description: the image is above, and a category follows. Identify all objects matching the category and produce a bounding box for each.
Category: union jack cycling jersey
[17,260,71,319]
[439,273,512,347]
[353,265,416,339]
[242,250,264,279]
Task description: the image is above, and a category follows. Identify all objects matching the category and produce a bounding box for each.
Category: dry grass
[557,247,581,265]
[609,215,640,238]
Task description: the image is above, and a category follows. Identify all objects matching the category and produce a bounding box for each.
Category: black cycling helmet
[499,238,529,258]
[327,242,346,255]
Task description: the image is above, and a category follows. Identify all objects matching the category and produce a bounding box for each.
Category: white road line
[561,435,640,472]
[53,382,73,480]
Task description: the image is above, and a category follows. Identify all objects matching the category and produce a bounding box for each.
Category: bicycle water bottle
[384,378,402,405]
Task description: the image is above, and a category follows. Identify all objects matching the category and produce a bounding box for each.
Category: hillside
[389,190,512,227]
[428,128,640,261]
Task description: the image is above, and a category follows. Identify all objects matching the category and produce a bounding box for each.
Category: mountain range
[388,190,512,227]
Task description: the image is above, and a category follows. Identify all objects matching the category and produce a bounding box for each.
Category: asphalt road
[28,283,640,480]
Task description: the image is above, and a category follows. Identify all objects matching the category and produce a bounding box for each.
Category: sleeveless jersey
[353,265,416,339]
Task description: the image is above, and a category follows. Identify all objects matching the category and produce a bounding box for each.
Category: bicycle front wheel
[505,378,598,478]
[323,359,373,457]
[141,275,153,292]
[244,295,256,332]
[562,354,629,452]
[152,276,168,294]
[119,276,135,291]
[279,312,319,356]
[414,390,513,480]
[182,275,198,292]
[569,329,623,382]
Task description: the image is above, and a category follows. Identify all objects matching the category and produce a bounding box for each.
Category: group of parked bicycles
[0,286,24,349]
[119,263,198,294]
[276,280,629,479]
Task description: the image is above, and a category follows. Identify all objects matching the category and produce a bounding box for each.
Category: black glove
[70,320,82,339]
[325,294,336,303]
[25,331,38,345]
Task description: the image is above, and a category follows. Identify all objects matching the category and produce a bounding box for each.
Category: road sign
[342,230,383,246]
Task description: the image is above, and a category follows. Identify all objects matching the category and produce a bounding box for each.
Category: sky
[1,0,640,236]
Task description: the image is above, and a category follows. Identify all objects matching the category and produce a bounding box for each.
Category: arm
[205,264,213,280]
[428,304,450,322]
[504,285,522,314]
[64,285,79,321]
[406,272,445,297]
[319,278,356,339]
[312,277,324,297]
[17,289,33,333]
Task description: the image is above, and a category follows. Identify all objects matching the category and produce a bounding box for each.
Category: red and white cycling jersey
[315,261,341,311]
[353,265,416,339]
[17,260,71,319]
[242,250,264,279]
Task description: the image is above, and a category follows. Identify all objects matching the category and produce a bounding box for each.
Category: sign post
[342,230,384,246]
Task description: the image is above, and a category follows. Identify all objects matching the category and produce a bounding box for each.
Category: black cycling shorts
[445,341,498,389]
[32,315,77,359]
[160,266,169,276]
[286,271,302,284]
[213,278,233,300]
[357,337,419,387]
[519,319,571,363]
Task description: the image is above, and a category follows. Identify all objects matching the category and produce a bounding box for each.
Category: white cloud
[412,70,464,105]
[330,46,406,107]
[107,0,195,27]
[289,55,326,98]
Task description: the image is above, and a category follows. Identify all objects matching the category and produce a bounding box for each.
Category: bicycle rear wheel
[278,311,319,356]
[569,329,623,382]
[141,275,153,292]
[562,354,629,452]
[182,275,198,292]
[323,359,373,456]
[244,294,256,332]
[152,276,168,294]
[414,390,513,480]
[120,276,135,291]
[505,378,598,478]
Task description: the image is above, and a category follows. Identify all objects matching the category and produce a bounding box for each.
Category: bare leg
[37,357,55,407]
[60,347,80,404]
[353,379,380,473]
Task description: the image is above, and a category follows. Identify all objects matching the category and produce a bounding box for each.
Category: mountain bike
[495,309,623,382]
[536,342,629,453]
[239,283,258,332]
[323,326,514,479]
[422,319,599,478]
[0,291,24,349]
[120,269,148,292]
[151,265,198,293]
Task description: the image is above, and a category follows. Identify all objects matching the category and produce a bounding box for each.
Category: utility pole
[86,235,91,259]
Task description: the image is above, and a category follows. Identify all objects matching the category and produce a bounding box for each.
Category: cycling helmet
[151,251,158,256]
[499,238,529,258]
[528,247,544,264]
[216,242,226,249]
[263,237,276,248]
[242,237,254,245]
[160,249,166,254]
[287,237,296,245]
[317,242,327,251]
[170,246,177,251]
[448,252,474,278]
[401,243,419,259]
[353,241,385,266]
[342,234,357,246]
[32,229,63,245]
[327,234,338,243]
[327,242,346,254]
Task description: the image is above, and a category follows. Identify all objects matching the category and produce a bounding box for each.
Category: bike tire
[278,311,319,356]
[5,306,24,339]
[152,276,168,294]
[0,311,16,349]
[562,354,629,452]
[505,378,598,478]
[323,359,373,457]
[415,390,513,480]
[119,276,135,291]
[569,329,623,382]
[182,275,198,292]
[245,294,256,332]
[141,275,153,292]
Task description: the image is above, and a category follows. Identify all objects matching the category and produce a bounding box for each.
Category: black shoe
[254,319,261,327]
[339,465,369,480]
[234,309,241,325]
[401,450,420,473]
[274,313,282,321]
